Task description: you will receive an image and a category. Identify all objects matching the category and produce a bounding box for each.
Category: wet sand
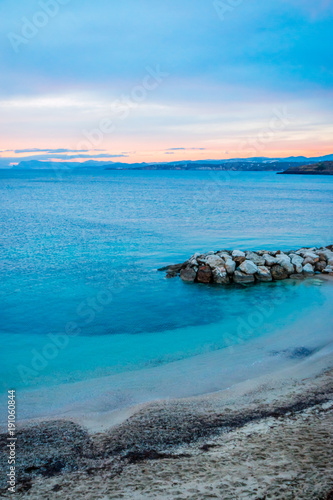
[1,345,333,499]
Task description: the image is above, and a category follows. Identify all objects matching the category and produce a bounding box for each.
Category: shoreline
[1,342,333,498]
[3,275,332,429]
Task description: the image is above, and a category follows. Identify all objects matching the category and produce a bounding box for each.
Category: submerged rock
[166,271,178,279]
[158,263,184,273]
[233,270,255,284]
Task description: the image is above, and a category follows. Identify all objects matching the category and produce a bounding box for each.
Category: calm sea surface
[0,169,332,419]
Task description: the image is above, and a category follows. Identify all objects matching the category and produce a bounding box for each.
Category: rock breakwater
[160,245,333,284]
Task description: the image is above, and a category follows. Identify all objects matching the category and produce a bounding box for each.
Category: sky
[0,0,332,166]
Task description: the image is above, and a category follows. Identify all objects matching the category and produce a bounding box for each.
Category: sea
[0,169,332,422]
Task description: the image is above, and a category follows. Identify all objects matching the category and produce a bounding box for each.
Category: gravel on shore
[1,367,332,499]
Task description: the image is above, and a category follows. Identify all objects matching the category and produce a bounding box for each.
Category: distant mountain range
[6,154,333,171]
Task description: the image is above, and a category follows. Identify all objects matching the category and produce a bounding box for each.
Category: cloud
[166,147,206,151]
[13,148,99,154]
[7,152,126,160]
[48,154,129,159]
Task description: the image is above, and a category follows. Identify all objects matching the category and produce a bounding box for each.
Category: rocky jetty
[161,246,333,284]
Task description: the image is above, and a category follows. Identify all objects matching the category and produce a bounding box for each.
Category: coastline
[1,335,333,499]
[3,275,332,428]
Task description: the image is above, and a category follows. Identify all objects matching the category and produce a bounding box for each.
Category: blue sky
[0,0,332,164]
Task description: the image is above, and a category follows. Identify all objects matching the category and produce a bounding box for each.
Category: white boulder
[188,253,200,267]
[317,249,333,261]
[255,266,272,282]
[238,260,258,275]
[303,257,315,266]
[212,266,230,284]
[295,248,310,256]
[275,254,294,274]
[263,254,277,266]
[302,263,314,275]
[217,251,231,262]
[304,251,319,263]
[205,255,225,269]
[225,258,236,275]
[245,251,265,266]
[290,254,304,273]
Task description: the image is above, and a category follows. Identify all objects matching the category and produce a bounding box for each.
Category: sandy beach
[1,337,333,499]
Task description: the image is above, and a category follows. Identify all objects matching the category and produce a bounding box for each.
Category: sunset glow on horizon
[1,0,332,167]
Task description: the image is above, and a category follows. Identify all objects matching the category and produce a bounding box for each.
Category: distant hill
[106,161,304,172]
[7,154,333,171]
[279,161,333,175]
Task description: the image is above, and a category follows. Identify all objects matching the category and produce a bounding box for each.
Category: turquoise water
[0,170,332,420]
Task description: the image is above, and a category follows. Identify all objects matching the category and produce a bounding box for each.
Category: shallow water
[0,169,332,420]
